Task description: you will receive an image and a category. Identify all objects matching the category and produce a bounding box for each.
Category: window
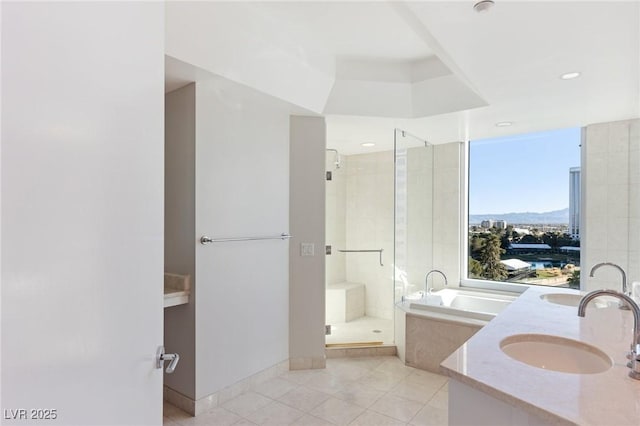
[466,128,582,289]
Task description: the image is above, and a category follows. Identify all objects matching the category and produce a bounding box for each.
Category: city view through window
[468,127,581,288]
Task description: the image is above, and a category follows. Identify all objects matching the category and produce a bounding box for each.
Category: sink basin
[500,334,613,374]
[540,293,610,308]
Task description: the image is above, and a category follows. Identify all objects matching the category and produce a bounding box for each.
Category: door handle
[156,346,180,374]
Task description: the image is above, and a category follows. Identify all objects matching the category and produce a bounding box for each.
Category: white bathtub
[398,288,519,372]
[408,288,517,322]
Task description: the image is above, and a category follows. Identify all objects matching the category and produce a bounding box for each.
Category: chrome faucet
[589,262,629,309]
[578,289,640,380]
[589,262,627,294]
[425,269,448,295]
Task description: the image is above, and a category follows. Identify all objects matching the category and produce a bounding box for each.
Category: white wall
[195,79,291,397]
[164,84,197,399]
[1,3,164,424]
[583,119,640,292]
[290,116,327,369]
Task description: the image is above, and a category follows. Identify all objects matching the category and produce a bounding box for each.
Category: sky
[469,127,581,215]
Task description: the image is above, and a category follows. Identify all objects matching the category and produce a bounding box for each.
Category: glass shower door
[324,144,395,347]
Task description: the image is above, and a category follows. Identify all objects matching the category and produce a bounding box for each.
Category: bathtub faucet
[425,270,448,295]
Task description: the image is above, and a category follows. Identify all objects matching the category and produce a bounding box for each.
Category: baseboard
[288,356,326,370]
[325,344,397,358]
[163,386,196,416]
[163,359,289,416]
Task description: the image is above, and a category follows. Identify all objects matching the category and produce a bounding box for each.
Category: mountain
[469,208,569,225]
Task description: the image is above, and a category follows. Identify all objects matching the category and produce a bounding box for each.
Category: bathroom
[3,2,640,425]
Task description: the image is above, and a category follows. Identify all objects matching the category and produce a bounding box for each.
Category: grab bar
[338,249,384,266]
[200,233,292,245]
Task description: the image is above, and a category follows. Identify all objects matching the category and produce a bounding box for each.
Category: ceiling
[165,1,640,155]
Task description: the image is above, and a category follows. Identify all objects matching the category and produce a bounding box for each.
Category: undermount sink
[500,334,613,374]
[540,293,610,308]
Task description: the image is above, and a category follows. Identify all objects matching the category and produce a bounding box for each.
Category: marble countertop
[440,286,640,425]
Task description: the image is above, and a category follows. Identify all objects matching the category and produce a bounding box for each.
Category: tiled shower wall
[583,119,640,292]
[326,153,347,286]
[345,151,396,320]
[432,142,462,288]
[326,151,394,320]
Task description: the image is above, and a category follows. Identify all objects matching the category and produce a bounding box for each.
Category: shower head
[326,149,341,170]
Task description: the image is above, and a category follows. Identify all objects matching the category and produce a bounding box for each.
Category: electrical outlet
[326,245,332,255]
[325,325,332,335]
[301,243,315,256]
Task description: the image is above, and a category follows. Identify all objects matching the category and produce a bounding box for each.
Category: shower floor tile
[325,315,393,346]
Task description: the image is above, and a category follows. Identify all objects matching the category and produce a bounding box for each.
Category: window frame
[459,133,582,294]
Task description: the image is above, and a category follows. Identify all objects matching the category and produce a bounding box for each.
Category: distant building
[559,246,580,254]
[495,220,507,229]
[481,219,494,229]
[507,243,552,255]
[569,167,580,239]
[501,259,532,271]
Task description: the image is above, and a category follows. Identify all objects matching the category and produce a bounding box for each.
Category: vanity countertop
[440,286,640,425]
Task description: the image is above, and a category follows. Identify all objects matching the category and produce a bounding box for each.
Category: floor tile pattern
[164,356,448,426]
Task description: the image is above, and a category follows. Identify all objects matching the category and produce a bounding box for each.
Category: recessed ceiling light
[473,0,495,13]
[560,72,581,80]
[361,142,376,147]
[495,121,513,127]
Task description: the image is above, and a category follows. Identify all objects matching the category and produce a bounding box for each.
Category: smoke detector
[474,0,495,13]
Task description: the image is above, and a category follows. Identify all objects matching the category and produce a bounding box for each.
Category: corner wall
[289,116,326,369]
[194,79,291,398]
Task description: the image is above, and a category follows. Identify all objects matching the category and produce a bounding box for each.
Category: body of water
[528,260,568,270]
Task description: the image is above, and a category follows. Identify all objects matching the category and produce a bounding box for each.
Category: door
[1,2,165,425]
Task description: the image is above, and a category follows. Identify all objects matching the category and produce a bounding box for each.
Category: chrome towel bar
[338,249,384,266]
[200,233,292,245]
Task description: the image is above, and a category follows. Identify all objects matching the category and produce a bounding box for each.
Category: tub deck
[408,288,518,323]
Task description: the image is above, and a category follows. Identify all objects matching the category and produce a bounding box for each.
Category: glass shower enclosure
[324,128,432,348]
[393,129,434,304]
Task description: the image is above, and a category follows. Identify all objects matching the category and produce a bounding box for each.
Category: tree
[469,234,486,259]
[480,234,508,281]
[567,269,580,289]
[500,234,511,251]
[542,232,559,249]
[468,257,484,278]
[520,234,542,244]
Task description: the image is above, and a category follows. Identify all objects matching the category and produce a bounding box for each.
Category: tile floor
[325,317,394,346]
[163,356,448,426]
